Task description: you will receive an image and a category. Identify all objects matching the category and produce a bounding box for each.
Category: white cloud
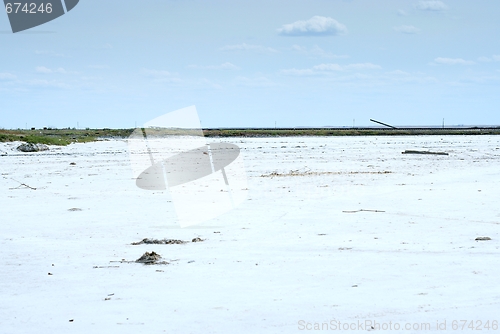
[36,66,52,74]
[397,9,409,16]
[187,62,239,70]
[0,73,16,80]
[292,45,348,58]
[36,66,75,74]
[278,16,347,37]
[220,43,277,53]
[27,79,70,89]
[313,63,344,71]
[477,55,500,62]
[141,68,181,83]
[434,57,474,65]
[451,71,500,85]
[281,62,381,75]
[312,63,381,71]
[394,25,421,34]
[416,1,448,11]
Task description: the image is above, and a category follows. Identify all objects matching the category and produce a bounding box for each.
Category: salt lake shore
[1,135,499,333]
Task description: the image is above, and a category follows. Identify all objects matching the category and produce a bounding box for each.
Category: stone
[135,251,162,264]
[17,143,49,152]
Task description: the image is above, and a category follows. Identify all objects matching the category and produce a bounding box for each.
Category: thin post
[369,119,397,129]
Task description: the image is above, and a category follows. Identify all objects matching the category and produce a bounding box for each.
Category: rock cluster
[131,238,187,245]
[135,251,162,264]
[17,143,49,152]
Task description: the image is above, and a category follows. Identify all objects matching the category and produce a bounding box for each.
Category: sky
[1,0,500,129]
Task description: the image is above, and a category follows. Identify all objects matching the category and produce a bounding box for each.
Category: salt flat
[1,135,499,333]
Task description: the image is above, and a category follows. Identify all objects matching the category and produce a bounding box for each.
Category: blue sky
[1,0,500,128]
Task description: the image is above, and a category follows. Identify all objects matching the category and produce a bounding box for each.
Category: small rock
[475,237,492,241]
[192,237,204,242]
[131,238,187,245]
[17,143,49,152]
[68,208,82,212]
[135,251,162,264]
[70,162,76,166]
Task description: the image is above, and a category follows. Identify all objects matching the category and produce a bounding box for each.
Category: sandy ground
[1,135,499,333]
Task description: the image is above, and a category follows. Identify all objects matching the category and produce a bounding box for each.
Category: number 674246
[5,2,53,14]
[452,320,498,331]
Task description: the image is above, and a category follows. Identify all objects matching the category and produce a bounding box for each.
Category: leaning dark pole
[369,119,398,129]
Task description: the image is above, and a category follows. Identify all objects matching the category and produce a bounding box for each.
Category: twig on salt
[342,209,385,213]
[9,178,37,190]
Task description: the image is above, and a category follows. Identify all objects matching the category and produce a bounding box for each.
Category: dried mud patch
[260,170,392,178]
[131,237,205,245]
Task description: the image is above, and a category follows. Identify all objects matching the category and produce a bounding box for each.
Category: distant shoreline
[202,127,500,137]
[1,127,500,146]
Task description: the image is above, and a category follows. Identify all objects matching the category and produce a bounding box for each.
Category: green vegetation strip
[1,128,500,146]
[0,129,134,146]
[202,128,500,137]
